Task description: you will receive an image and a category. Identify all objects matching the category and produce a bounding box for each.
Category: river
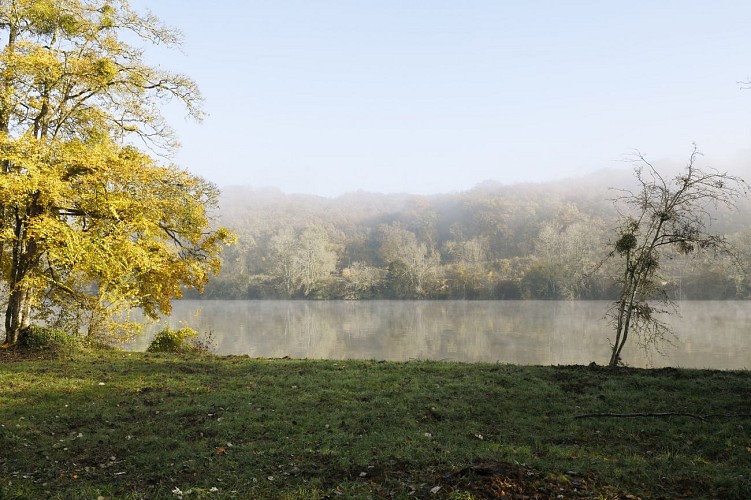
[127,300,750,369]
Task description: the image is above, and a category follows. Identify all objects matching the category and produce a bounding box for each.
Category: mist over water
[130,300,750,370]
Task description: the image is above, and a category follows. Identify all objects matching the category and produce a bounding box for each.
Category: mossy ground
[1,348,749,498]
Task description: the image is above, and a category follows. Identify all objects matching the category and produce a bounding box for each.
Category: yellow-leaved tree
[0,0,234,345]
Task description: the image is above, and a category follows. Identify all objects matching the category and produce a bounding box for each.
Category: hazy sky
[132,1,751,197]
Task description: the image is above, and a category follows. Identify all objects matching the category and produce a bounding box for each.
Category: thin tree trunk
[0,26,17,311]
[610,302,633,367]
[609,267,639,368]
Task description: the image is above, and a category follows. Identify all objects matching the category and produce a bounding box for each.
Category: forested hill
[195,167,751,300]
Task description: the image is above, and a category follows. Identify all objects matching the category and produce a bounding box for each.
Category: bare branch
[574,412,707,420]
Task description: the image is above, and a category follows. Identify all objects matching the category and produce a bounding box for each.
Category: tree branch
[574,412,751,421]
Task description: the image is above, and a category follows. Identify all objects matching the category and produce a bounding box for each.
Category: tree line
[198,167,751,301]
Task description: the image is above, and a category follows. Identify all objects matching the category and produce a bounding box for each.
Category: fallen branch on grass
[574,412,706,420]
[574,412,751,421]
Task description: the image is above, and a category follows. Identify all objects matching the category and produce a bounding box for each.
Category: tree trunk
[3,208,40,345]
[0,26,16,318]
[609,269,639,368]
[609,301,633,367]
[4,287,31,344]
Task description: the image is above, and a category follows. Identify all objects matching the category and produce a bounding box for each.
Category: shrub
[189,329,216,354]
[18,325,80,351]
[147,327,213,354]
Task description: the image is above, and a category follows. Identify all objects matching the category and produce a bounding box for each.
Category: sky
[131,0,751,197]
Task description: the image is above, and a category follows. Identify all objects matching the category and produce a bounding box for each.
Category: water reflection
[128,300,750,369]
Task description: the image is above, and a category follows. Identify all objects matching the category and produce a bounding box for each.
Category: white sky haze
[133,1,751,196]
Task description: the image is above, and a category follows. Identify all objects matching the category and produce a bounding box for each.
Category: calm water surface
[129,300,750,369]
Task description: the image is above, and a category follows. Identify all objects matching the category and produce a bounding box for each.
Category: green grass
[0,349,749,498]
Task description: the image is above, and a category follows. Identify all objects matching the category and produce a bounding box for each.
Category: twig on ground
[573,412,751,421]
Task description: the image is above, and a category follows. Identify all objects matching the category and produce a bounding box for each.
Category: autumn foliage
[0,1,233,344]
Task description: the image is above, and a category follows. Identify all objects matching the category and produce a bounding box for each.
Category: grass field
[1,348,749,498]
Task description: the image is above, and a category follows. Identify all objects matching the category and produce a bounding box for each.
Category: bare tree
[607,146,748,368]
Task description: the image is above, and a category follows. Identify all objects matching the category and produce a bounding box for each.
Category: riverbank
[1,349,749,498]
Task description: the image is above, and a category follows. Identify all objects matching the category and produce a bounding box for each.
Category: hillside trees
[524,206,608,299]
[379,223,441,298]
[201,176,751,301]
[607,147,747,367]
[0,0,233,344]
[340,262,386,299]
[268,225,340,297]
[444,237,490,298]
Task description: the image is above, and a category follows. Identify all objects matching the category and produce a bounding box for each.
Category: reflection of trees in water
[136,301,750,369]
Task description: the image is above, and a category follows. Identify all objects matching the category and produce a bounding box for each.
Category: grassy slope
[0,350,749,499]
